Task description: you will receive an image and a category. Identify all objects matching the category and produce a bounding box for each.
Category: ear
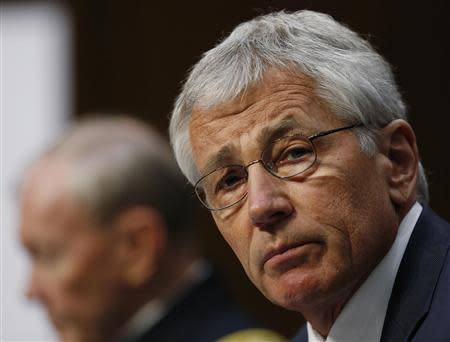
[379,119,419,208]
[113,206,167,288]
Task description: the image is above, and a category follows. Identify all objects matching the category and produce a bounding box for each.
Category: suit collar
[381,205,450,341]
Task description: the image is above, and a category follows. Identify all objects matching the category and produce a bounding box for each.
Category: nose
[247,163,294,229]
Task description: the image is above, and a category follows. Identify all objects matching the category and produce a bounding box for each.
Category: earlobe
[114,207,167,288]
[381,120,419,208]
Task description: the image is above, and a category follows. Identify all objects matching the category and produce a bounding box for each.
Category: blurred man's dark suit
[123,269,258,342]
[292,206,450,342]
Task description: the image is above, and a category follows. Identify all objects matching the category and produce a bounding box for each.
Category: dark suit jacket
[130,269,258,342]
[292,206,450,341]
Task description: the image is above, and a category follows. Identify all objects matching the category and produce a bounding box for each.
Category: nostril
[268,210,291,225]
[248,191,294,228]
[252,207,293,229]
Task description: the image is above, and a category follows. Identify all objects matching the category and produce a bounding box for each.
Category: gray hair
[47,115,196,238]
[169,10,429,203]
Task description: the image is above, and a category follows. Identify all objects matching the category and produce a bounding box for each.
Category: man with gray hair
[20,116,260,342]
[169,10,450,341]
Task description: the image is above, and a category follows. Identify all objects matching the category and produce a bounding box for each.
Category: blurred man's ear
[379,119,419,210]
[113,206,167,287]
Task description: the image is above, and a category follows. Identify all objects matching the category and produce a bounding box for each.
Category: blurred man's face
[189,69,399,317]
[20,160,126,342]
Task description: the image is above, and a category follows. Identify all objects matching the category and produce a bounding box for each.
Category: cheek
[33,264,82,319]
[59,240,118,302]
[38,269,66,305]
[299,151,385,222]
[297,158,395,269]
[214,214,253,273]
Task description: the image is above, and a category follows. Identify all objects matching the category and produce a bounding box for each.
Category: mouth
[262,241,320,270]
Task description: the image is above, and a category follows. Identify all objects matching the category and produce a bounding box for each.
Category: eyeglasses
[194,123,363,211]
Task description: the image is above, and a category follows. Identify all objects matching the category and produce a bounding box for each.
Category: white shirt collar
[307,202,422,342]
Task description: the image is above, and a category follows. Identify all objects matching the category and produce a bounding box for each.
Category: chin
[275,285,318,312]
[264,267,350,313]
[261,273,310,311]
[53,318,87,342]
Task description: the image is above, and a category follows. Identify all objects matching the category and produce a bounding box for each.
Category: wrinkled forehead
[188,69,341,177]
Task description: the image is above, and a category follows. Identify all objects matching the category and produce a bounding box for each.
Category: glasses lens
[195,165,248,210]
[263,135,316,178]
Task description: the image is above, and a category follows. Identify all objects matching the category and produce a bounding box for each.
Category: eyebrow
[202,145,237,176]
[257,116,304,147]
[200,116,311,177]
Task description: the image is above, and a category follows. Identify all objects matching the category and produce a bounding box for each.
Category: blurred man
[169,10,450,342]
[20,116,260,342]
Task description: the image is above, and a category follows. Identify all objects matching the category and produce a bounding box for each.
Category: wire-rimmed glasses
[194,123,363,211]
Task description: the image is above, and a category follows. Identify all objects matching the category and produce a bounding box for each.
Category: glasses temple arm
[309,123,364,140]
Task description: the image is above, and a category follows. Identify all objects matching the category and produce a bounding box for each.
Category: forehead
[189,69,340,174]
[20,160,92,244]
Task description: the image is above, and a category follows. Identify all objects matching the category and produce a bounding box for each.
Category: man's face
[20,160,126,341]
[189,70,399,314]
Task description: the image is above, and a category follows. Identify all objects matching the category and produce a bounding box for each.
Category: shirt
[307,202,423,342]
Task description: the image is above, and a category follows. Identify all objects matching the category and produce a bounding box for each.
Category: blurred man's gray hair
[44,115,195,238]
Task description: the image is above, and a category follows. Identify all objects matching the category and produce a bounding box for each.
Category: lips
[262,241,319,270]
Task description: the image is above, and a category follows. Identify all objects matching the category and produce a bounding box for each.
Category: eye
[277,145,311,163]
[262,135,314,173]
[215,168,247,193]
[30,244,65,266]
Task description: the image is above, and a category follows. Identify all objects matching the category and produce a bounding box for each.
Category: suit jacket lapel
[381,206,450,341]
